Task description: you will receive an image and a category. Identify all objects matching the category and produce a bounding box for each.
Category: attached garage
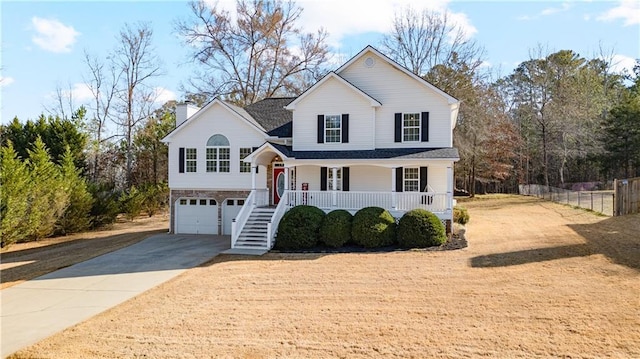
[222,198,246,235]
[175,198,218,234]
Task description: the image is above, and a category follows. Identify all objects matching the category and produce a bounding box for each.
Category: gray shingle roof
[243,97,295,137]
[270,143,459,160]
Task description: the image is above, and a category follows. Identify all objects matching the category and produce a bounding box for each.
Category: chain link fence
[519,184,614,216]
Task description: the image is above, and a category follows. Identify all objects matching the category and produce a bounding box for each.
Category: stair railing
[231,190,256,248]
[266,190,289,249]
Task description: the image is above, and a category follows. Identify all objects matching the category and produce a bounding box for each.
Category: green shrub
[397,209,446,248]
[319,210,353,248]
[89,183,120,228]
[120,186,145,221]
[351,207,397,248]
[140,182,169,217]
[453,206,470,225]
[276,205,326,250]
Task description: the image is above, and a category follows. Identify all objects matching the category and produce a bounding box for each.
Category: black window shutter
[395,167,403,192]
[179,147,185,173]
[420,167,428,192]
[255,166,259,174]
[421,112,429,142]
[320,167,327,191]
[317,114,324,143]
[394,113,402,142]
[342,167,350,191]
[342,114,349,143]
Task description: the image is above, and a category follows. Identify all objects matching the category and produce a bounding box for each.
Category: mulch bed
[272,234,467,254]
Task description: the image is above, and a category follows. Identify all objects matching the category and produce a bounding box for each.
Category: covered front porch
[232,143,458,250]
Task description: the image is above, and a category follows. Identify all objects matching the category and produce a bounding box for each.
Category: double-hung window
[325,115,341,143]
[403,113,421,142]
[185,148,197,172]
[403,168,419,192]
[239,148,251,173]
[206,134,230,173]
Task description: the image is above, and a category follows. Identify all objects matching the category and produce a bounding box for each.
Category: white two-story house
[161,46,460,250]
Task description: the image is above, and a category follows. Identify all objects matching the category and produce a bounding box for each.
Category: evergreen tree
[57,146,94,234]
[0,142,31,247]
[25,137,69,240]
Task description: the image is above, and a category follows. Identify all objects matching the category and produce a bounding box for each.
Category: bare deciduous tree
[176,0,330,105]
[112,22,162,186]
[382,6,485,77]
[84,50,121,182]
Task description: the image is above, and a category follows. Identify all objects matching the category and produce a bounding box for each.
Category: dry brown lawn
[0,214,169,289]
[10,196,640,358]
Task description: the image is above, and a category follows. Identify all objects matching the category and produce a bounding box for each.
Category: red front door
[273,166,285,204]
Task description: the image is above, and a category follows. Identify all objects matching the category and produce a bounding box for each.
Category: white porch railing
[231,190,256,247]
[287,190,450,213]
[266,190,289,249]
[253,188,269,206]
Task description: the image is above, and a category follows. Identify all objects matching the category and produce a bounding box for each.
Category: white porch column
[391,167,397,210]
[284,167,289,190]
[447,165,454,213]
[251,165,257,189]
[332,167,338,206]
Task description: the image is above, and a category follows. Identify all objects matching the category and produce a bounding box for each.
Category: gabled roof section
[336,45,459,105]
[285,72,382,110]
[243,97,295,137]
[161,98,266,142]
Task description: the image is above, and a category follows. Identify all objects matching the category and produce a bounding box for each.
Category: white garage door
[176,198,218,234]
[223,198,246,235]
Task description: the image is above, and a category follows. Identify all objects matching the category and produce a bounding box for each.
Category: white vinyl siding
[338,51,453,148]
[167,103,266,190]
[292,76,374,151]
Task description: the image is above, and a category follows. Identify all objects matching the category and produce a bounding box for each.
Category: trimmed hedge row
[276,205,447,250]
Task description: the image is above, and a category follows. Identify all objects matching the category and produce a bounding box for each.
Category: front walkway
[0,234,230,358]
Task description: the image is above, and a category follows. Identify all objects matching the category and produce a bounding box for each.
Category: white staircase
[234,207,275,249]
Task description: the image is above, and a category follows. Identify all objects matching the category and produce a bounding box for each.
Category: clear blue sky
[1,0,638,124]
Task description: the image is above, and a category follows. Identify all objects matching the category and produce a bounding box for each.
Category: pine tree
[57,146,93,234]
[0,142,31,247]
[25,137,69,240]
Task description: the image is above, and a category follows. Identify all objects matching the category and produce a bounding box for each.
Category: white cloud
[45,83,93,104]
[541,2,571,16]
[298,0,476,46]
[154,87,176,105]
[608,54,637,75]
[597,0,640,26]
[31,17,80,53]
[518,2,573,21]
[0,76,15,87]
[203,0,477,48]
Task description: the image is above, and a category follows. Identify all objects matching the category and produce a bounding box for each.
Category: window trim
[185,148,197,173]
[403,167,420,192]
[324,114,342,143]
[239,147,252,173]
[205,134,230,173]
[402,113,421,142]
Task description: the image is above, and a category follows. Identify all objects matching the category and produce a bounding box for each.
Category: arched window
[206,134,230,173]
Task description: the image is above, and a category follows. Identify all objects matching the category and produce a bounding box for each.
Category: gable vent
[364,56,376,68]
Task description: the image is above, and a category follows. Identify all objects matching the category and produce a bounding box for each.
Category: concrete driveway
[0,234,229,358]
